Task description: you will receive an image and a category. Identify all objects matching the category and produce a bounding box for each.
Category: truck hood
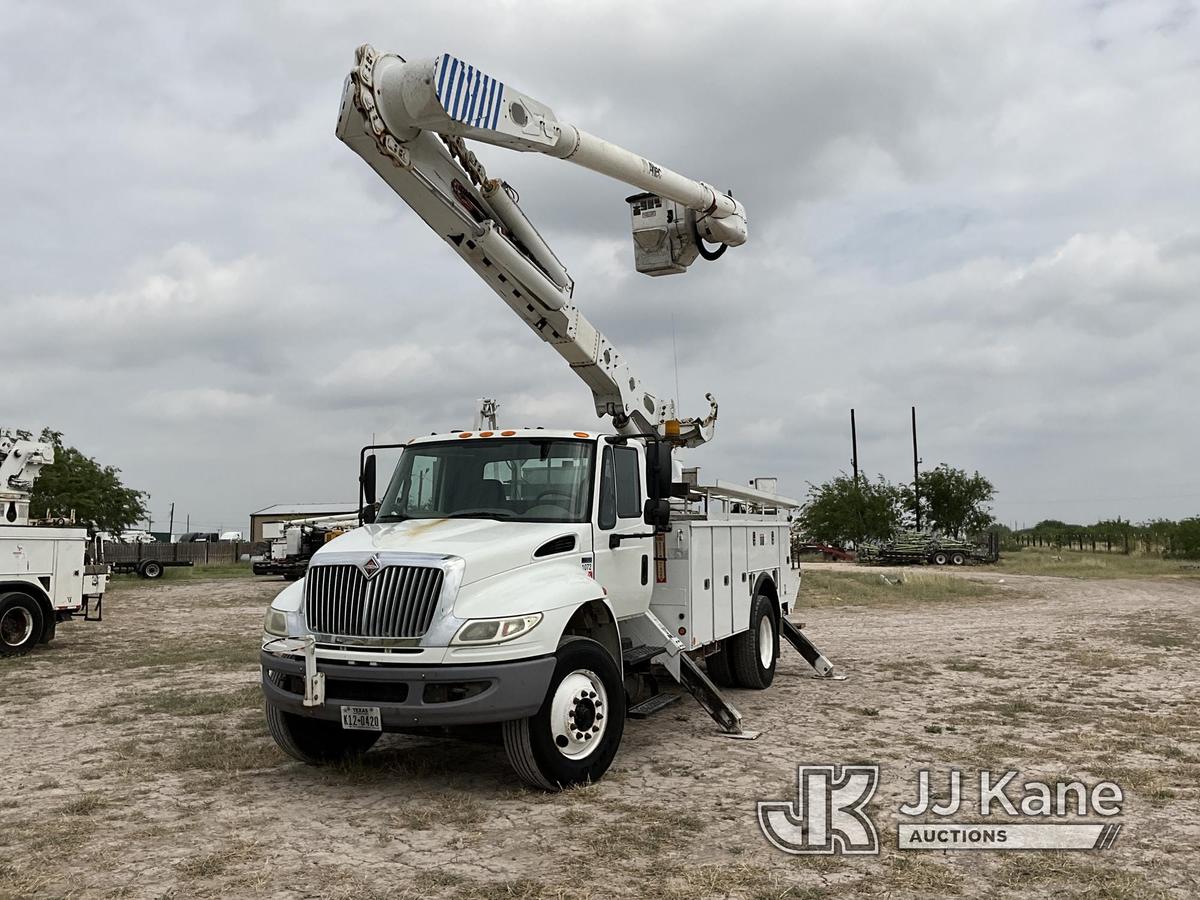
[315,518,588,586]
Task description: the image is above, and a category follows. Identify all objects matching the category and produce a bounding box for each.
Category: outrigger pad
[719,730,761,740]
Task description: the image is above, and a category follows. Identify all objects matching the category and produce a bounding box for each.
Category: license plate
[340,705,382,731]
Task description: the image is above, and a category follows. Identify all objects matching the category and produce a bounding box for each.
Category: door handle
[609,531,656,549]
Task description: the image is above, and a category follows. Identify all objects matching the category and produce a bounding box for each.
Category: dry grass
[800,569,999,608]
[989,854,1171,899]
[995,548,1200,579]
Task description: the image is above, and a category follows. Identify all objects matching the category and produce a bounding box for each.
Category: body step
[622,644,665,668]
[627,692,680,719]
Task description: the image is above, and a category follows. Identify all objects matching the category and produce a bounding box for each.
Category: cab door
[591,443,653,619]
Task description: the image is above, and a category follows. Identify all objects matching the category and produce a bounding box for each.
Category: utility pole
[850,408,864,546]
[168,502,174,541]
[185,513,190,533]
[911,406,922,531]
[850,408,859,483]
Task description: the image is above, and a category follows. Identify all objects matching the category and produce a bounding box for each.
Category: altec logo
[758,765,881,855]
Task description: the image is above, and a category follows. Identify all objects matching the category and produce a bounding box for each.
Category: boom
[0,429,53,526]
[336,45,747,446]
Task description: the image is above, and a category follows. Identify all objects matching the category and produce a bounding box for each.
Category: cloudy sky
[3,0,1198,534]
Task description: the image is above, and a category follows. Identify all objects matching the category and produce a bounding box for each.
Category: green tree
[797,473,903,546]
[904,464,995,538]
[29,429,148,533]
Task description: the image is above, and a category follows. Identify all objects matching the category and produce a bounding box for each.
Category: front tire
[503,637,625,790]
[264,674,381,764]
[729,594,778,689]
[0,592,44,657]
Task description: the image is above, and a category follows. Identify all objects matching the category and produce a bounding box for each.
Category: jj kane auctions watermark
[758,766,1124,855]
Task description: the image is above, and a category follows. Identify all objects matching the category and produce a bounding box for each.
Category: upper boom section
[336,45,736,446]
[376,52,748,252]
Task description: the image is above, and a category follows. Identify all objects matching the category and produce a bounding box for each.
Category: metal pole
[911,406,921,531]
[168,502,174,541]
[850,409,859,483]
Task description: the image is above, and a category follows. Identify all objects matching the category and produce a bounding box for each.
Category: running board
[779,617,836,678]
[627,692,680,718]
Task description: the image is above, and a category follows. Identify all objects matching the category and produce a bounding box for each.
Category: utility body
[0,430,108,656]
[260,46,831,788]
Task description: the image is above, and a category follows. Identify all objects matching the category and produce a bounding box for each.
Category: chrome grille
[304,564,444,638]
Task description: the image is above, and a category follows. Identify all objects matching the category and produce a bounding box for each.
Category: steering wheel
[535,489,575,504]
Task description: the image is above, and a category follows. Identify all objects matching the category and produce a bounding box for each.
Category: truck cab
[261,429,801,788]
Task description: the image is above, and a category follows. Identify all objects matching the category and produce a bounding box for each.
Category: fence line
[101,541,255,566]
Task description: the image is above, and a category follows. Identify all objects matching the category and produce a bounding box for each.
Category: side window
[614,447,641,519]
[598,447,617,530]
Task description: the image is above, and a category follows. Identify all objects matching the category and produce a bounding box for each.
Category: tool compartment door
[711,526,734,640]
[52,537,85,608]
[689,526,713,646]
[731,526,750,632]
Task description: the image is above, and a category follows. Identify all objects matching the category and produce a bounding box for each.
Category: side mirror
[645,440,673,500]
[643,497,670,532]
[360,454,377,524]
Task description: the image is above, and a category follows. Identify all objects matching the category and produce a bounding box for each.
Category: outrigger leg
[780,618,844,680]
[622,611,760,739]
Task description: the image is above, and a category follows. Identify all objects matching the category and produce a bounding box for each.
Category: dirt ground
[1,565,1197,899]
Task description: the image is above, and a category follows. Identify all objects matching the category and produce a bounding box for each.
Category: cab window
[614,446,641,518]
[598,447,617,530]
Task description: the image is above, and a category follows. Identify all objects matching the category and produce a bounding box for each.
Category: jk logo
[758,765,880,855]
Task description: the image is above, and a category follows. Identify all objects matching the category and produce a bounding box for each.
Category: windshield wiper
[445,510,517,519]
[375,514,412,523]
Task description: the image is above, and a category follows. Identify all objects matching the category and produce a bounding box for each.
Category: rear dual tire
[728,593,779,689]
[0,592,44,658]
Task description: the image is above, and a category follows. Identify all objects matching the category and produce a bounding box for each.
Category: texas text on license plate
[340,705,382,731]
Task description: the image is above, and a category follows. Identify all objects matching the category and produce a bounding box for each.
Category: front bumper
[259,650,555,728]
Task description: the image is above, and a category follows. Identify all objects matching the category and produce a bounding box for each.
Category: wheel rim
[549,669,608,760]
[1,607,34,647]
[758,615,774,669]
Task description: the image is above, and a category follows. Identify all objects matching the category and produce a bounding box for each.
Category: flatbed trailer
[108,559,194,579]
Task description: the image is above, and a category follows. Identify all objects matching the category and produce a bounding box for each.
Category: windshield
[377,439,594,523]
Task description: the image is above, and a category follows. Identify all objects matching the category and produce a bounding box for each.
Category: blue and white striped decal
[435,53,505,130]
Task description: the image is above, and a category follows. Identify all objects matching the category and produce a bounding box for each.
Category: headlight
[263,608,289,637]
[451,613,542,645]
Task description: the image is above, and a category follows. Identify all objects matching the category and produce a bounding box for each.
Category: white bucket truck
[0,430,108,656]
[261,47,833,788]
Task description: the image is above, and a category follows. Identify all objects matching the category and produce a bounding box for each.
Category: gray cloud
[3,0,1199,533]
